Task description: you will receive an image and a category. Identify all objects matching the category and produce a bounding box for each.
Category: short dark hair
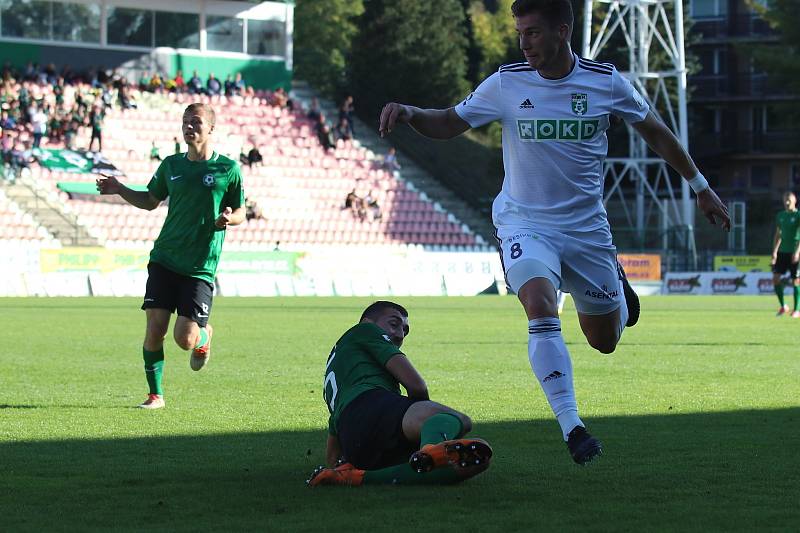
[511,0,573,28]
[184,102,216,128]
[360,301,408,322]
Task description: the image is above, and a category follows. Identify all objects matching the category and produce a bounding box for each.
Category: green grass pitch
[1,296,798,531]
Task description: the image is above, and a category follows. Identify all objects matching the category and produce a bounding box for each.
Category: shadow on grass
[2,408,798,532]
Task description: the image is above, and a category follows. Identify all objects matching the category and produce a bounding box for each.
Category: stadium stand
[2,77,484,251]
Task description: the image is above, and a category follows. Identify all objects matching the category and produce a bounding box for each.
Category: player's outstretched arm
[96,175,161,211]
[379,103,469,140]
[632,112,731,231]
[385,354,430,401]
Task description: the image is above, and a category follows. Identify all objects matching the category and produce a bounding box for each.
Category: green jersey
[776,210,800,253]
[323,323,404,436]
[147,152,244,283]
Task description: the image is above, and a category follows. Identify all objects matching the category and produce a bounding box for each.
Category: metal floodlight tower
[582,0,696,265]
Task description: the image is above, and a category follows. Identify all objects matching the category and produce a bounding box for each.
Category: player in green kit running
[307,301,493,487]
[771,191,800,317]
[96,103,245,409]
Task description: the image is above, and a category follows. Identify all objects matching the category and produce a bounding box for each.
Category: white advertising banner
[663,272,780,295]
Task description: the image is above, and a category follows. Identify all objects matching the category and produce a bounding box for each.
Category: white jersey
[454,53,649,231]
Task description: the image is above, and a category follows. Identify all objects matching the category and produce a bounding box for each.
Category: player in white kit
[378,0,730,464]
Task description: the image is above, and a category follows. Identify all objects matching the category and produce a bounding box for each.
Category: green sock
[420,413,464,446]
[793,286,800,312]
[363,463,461,485]
[143,347,164,396]
[775,283,785,306]
[194,328,208,349]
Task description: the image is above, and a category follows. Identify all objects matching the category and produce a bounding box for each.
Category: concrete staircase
[2,172,100,247]
[291,80,496,246]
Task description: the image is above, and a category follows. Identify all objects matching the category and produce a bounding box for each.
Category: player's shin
[528,317,583,440]
[143,347,164,396]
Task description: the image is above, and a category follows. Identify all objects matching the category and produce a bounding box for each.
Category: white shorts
[494,224,622,315]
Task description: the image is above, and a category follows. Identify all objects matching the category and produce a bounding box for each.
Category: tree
[293,0,364,96]
[348,0,470,117]
[747,0,800,93]
[468,0,517,81]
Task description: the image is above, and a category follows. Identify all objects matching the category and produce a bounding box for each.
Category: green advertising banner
[218,251,302,275]
[714,255,772,273]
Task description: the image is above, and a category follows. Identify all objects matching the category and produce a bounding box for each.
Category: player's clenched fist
[379,103,413,137]
[215,206,233,229]
[96,174,121,195]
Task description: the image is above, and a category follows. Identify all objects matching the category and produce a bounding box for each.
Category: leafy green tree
[468,0,517,80]
[747,0,800,93]
[348,0,470,116]
[293,0,364,95]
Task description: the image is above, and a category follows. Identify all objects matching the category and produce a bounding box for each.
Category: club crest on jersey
[571,93,588,115]
[202,174,215,187]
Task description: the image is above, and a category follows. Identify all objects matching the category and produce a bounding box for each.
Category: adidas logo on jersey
[517,118,601,142]
[519,98,535,109]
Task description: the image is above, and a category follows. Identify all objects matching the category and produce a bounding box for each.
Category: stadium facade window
[155,11,199,49]
[246,19,284,56]
[53,2,100,43]
[691,0,728,18]
[206,15,243,53]
[107,7,153,48]
[0,0,51,40]
[750,165,772,189]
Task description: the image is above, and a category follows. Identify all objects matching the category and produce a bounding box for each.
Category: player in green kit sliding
[307,301,493,487]
[771,191,800,317]
[96,103,245,409]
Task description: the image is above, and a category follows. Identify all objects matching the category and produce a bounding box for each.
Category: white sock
[528,317,584,441]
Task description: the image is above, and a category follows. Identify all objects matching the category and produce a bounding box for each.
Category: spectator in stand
[139,71,150,92]
[318,123,335,152]
[174,136,181,155]
[150,141,161,161]
[307,97,321,122]
[336,117,353,142]
[224,74,235,97]
[365,190,382,221]
[88,104,104,152]
[206,73,221,96]
[29,104,48,149]
[64,117,79,150]
[271,87,288,108]
[118,81,136,110]
[344,189,366,221]
[188,70,203,95]
[339,95,355,135]
[247,144,263,169]
[0,109,16,131]
[149,72,164,93]
[48,109,64,144]
[101,83,114,109]
[173,70,185,92]
[239,146,248,167]
[245,196,264,221]
[233,72,246,96]
[383,147,402,171]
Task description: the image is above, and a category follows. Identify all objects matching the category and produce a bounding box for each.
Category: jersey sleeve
[147,160,169,200]
[610,68,650,124]
[454,71,502,128]
[361,327,403,367]
[224,162,245,210]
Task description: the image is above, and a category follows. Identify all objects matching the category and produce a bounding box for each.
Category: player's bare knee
[458,413,473,435]
[173,331,195,351]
